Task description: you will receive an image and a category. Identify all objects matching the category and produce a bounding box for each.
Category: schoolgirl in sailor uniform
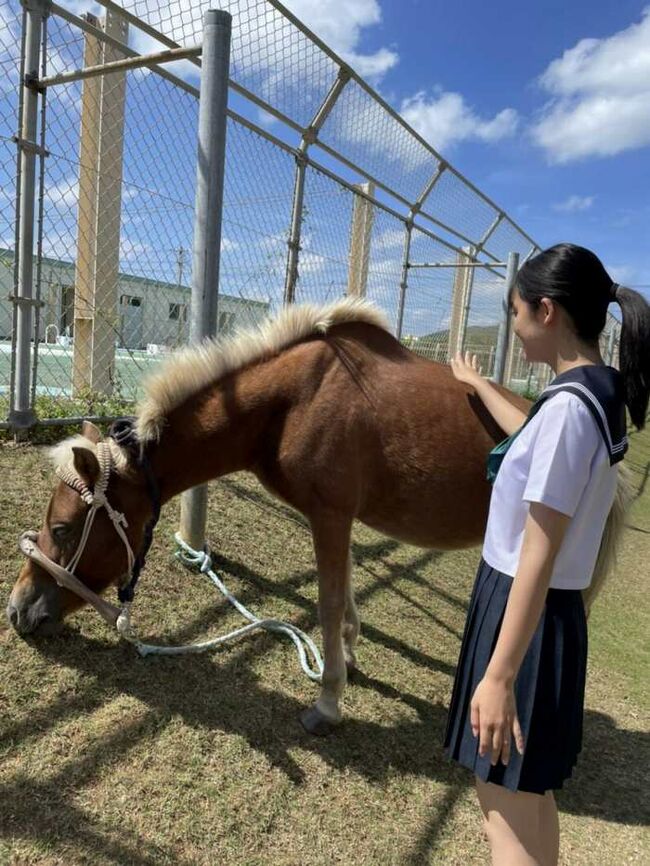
[443,244,650,866]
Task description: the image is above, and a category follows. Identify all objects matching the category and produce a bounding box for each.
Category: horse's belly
[357,475,491,550]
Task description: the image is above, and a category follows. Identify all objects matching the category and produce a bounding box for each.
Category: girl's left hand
[470,675,525,766]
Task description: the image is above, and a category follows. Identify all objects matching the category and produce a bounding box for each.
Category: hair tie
[609,282,620,302]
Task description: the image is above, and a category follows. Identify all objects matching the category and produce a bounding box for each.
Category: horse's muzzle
[6,596,62,635]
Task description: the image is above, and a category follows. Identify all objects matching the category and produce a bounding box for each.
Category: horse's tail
[582,461,636,615]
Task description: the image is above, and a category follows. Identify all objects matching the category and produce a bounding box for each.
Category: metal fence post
[396,221,413,339]
[283,67,350,305]
[179,9,232,552]
[283,148,308,305]
[492,250,519,385]
[606,321,616,366]
[9,0,51,433]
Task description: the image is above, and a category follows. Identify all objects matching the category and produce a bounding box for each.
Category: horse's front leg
[301,513,352,736]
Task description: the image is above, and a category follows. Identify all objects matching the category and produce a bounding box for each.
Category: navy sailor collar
[533,365,628,465]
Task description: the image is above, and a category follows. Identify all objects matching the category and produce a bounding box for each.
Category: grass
[0,430,648,865]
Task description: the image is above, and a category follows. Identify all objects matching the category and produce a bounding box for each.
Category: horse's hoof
[300,706,340,737]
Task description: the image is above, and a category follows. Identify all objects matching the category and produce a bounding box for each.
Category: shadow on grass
[2,612,648,866]
[201,547,457,678]
[0,536,467,863]
[558,709,650,826]
[0,708,193,866]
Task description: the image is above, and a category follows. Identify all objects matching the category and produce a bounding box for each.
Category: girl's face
[510,287,553,364]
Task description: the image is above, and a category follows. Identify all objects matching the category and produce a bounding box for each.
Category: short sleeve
[522,394,603,517]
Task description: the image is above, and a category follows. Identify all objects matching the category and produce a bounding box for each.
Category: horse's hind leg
[301,513,351,736]
[343,552,360,675]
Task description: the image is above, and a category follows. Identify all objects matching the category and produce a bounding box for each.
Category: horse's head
[7,421,155,636]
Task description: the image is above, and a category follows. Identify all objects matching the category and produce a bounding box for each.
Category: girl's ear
[538,297,556,325]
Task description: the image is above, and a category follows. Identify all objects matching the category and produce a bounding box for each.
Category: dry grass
[0,436,648,865]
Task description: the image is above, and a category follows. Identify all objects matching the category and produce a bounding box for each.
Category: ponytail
[613,285,650,429]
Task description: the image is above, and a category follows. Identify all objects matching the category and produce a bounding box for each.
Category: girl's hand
[470,674,525,766]
[450,351,483,386]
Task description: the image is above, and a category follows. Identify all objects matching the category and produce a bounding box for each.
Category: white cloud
[400,90,519,153]
[298,251,327,274]
[287,0,397,80]
[41,231,77,263]
[45,180,80,213]
[553,194,595,213]
[221,236,238,252]
[375,227,406,249]
[120,240,151,261]
[531,9,650,162]
[125,0,397,86]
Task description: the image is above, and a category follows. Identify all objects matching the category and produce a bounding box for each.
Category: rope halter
[54,441,135,577]
[19,440,138,632]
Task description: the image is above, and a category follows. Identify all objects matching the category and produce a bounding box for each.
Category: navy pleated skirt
[444,558,588,794]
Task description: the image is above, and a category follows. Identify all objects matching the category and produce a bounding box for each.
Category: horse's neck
[149,360,288,502]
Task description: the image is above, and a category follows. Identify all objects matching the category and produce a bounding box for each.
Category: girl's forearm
[485,558,553,685]
[486,504,570,684]
[473,378,528,437]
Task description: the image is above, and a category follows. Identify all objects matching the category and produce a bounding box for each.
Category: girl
[445,243,650,865]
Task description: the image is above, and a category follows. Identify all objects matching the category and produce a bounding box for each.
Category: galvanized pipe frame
[492,251,520,385]
[31,2,494,309]
[45,0,514,271]
[51,3,201,98]
[9,0,52,433]
[30,3,49,409]
[179,9,232,551]
[283,67,351,305]
[87,0,536,261]
[8,4,29,423]
[409,262,508,269]
[263,0,538,254]
[37,42,203,87]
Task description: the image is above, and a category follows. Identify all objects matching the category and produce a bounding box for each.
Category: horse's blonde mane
[136,297,390,442]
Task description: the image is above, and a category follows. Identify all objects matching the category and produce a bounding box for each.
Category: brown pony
[6,299,624,734]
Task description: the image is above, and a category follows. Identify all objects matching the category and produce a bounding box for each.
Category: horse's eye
[50,524,70,544]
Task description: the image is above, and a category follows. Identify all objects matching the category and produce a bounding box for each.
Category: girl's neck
[551,340,605,376]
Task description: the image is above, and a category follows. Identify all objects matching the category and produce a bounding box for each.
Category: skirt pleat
[444,559,588,794]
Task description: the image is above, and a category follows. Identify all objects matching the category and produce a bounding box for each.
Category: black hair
[513,243,650,429]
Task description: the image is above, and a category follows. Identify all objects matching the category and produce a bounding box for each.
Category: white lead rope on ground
[117,533,324,682]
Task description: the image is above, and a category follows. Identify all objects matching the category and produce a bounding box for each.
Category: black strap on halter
[108,417,162,604]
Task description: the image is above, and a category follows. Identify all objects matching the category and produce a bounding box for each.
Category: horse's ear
[72,447,100,488]
[81,421,102,443]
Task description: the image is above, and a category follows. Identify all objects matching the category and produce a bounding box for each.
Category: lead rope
[48,439,323,681]
[118,534,323,682]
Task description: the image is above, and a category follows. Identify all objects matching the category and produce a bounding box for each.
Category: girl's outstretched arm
[450,352,528,436]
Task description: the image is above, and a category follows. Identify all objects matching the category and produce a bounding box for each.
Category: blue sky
[335,0,650,296]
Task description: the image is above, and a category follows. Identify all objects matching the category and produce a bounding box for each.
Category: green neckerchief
[486,399,546,485]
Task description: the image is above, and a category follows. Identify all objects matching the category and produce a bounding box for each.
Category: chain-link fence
[0,0,622,430]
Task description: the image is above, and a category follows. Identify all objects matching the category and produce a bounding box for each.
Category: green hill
[404,324,500,350]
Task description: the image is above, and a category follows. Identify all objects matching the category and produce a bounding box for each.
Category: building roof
[0,248,269,310]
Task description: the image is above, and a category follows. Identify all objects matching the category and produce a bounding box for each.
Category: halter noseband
[18,418,161,629]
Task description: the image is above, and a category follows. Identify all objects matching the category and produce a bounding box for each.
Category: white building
[0,249,270,349]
